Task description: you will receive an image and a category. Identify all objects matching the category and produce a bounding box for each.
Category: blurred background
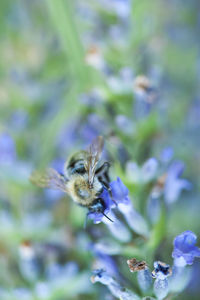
[0,0,200,299]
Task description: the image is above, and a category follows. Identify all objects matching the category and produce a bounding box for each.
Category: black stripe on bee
[68,159,86,175]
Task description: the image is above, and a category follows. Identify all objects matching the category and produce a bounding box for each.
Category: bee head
[89,199,113,222]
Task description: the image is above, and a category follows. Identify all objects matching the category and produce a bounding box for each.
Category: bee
[30,136,113,221]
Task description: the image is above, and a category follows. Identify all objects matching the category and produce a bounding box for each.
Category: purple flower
[91,269,140,300]
[152,262,171,300]
[112,0,130,19]
[0,132,16,164]
[91,239,121,255]
[92,249,118,277]
[141,158,158,182]
[126,158,158,183]
[80,114,108,145]
[152,261,172,280]
[172,231,200,267]
[115,115,134,135]
[110,177,130,204]
[57,120,78,154]
[137,268,152,291]
[9,109,28,131]
[169,265,192,293]
[79,90,103,107]
[154,278,169,300]
[50,158,65,174]
[110,177,149,236]
[102,210,131,242]
[160,147,173,163]
[146,195,161,224]
[87,211,104,224]
[87,189,114,224]
[88,181,131,240]
[46,262,78,281]
[13,288,32,300]
[164,161,191,204]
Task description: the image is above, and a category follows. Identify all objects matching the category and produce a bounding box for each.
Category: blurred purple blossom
[133,97,152,120]
[97,0,130,19]
[57,120,79,154]
[141,158,158,182]
[46,261,78,282]
[91,269,140,300]
[118,201,149,237]
[137,268,152,291]
[160,147,174,164]
[115,115,134,135]
[169,265,191,293]
[9,109,28,131]
[110,177,149,236]
[92,250,118,277]
[119,67,134,84]
[172,231,200,267]
[0,132,16,164]
[164,161,191,204]
[126,162,140,182]
[80,113,108,145]
[110,177,130,204]
[146,195,161,224]
[35,282,50,299]
[153,278,169,300]
[126,158,158,183]
[102,210,131,242]
[91,239,121,255]
[13,288,32,300]
[18,242,40,282]
[50,158,65,174]
[79,90,103,107]
[112,0,130,19]
[22,211,52,233]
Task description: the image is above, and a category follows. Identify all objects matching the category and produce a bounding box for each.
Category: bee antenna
[102,212,113,222]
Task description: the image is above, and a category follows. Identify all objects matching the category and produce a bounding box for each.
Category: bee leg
[95,162,110,177]
[98,177,117,207]
[98,177,110,191]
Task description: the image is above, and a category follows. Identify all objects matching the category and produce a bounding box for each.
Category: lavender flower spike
[152,261,172,280]
[164,161,191,204]
[152,261,172,300]
[172,230,200,267]
[102,210,132,243]
[154,278,169,300]
[137,268,152,292]
[91,269,140,300]
[110,177,149,237]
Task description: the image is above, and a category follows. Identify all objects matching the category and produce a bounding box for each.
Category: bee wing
[85,136,104,187]
[30,168,68,193]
